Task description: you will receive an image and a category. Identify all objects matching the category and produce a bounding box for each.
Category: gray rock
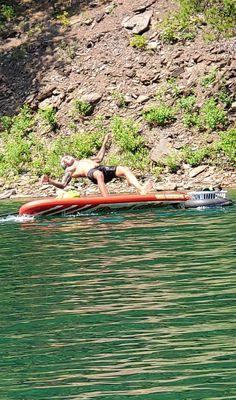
[37,85,57,102]
[0,189,17,200]
[136,94,150,104]
[189,165,208,178]
[81,93,102,104]
[133,0,156,13]
[155,181,177,191]
[170,66,185,78]
[147,41,159,50]
[150,138,173,162]
[122,10,153,34]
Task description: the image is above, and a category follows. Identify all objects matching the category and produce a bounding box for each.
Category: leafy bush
[201,68,217,88]
[56,11,70,26]
[143,105,175,126]
[205,0,236,37]
[130,35,147,49]
[181,146,211,166]
[159,6,198,43]
[38,106,57,130]
[159,0,235,43]
[216,87,234,107]
[0,115,12,131]
[164,154,181,173]
[112,91,128,108]
[111,116,144,152]
[217,128,236,164]
[178,95,197,111]
[74,100,93,116]
[0,104,104,178]
[110,117,149,171]
[10,104,34,136]
[200,98,226,130]
[0,105,35,176]
[1,5,15,21]
[182,112,199,128]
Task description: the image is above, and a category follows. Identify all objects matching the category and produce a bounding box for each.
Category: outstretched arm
[40,172,72,189]
[91,133,111,163]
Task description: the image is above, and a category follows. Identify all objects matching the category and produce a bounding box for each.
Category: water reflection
[0,197,235,399]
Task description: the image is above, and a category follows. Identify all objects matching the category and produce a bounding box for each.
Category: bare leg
[93,170,109,197]
[91,133,111,163]
[116,166,153,195]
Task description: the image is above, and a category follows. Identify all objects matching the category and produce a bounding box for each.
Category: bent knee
[116,166,130,176]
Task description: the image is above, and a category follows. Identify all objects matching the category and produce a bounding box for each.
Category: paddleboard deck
[18,192,190,217]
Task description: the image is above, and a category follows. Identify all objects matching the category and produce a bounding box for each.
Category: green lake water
[0,192,235,400]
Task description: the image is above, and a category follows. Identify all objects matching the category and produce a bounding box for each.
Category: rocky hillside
[0,0,235,198]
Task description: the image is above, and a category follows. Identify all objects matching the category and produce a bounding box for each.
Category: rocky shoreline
[0,165,235,200]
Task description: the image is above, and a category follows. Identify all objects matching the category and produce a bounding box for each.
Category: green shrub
[167,77,182,98]
[107,149,150,171]
[182,112,199,128]
[143,105,175,126]
[10,104,34,136]
[112,91,127,108]
[0,103,105,178]
[151,165,164,178]
[39,106,57,130]
[130,35,147,49]
[0,115,12,131]
[110,116,149,171]
[0,105,35,177]
[178,95,196,111]
[216,87,233,107]
[205,0,236,37]
[56,11,70,26]
[111,116,144,152]
[217,128,236,164]
[201,68,217,88]
[164,154,181,173]
[159,7,198,43]
[158,0,235,43]
[74,100,93,116]
[181,146,212,167]
[1,5,15,21]
[200,98,226,130]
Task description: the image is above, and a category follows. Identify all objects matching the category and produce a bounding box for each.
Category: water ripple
[0,196,235,399]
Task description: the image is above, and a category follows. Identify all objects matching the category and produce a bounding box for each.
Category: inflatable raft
[18,189,232,217]
[19,192,189,217]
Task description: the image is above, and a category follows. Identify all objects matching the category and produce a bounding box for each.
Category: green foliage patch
[201,68,217,88]
[217,128,236,164]
[130,35,147,49]
[1,4,15,21]
[200,98,226,130]
[178,95,197,112]
[112,91,128,108]
[74,100,93,117]
[38,106,58,130]
[143,105,176,126]
[181,146,212,167]
[159,0,235,43]
[110,116,150,171]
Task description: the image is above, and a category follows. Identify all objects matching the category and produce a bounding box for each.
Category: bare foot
[140,179,154,195]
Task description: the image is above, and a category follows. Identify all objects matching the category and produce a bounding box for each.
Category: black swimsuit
[87,166,117,184]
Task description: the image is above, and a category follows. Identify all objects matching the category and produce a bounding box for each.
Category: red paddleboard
[18,192,190,217]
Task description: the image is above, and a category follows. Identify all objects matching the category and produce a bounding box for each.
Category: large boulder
[122,10,153,34]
